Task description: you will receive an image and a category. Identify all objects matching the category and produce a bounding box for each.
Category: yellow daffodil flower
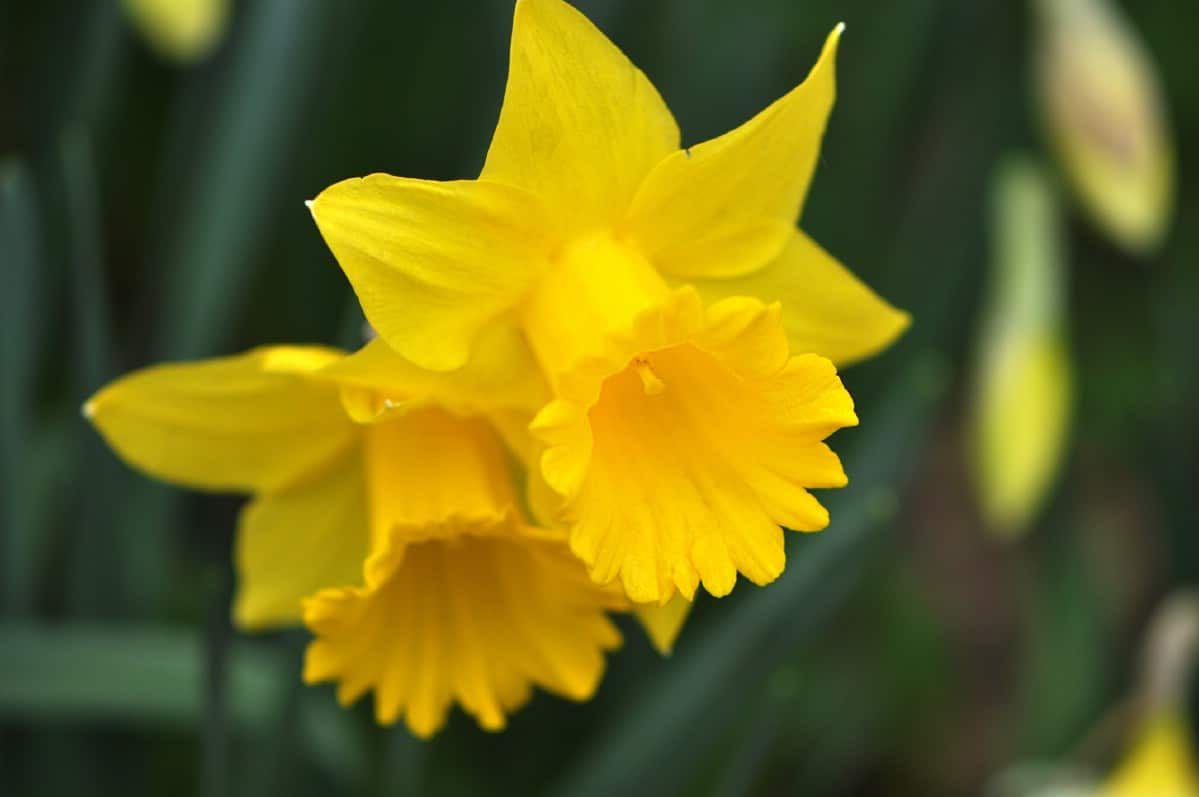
[310,0,908,605]
[85,335,626,737]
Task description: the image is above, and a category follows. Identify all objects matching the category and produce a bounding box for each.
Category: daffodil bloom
[311,0,907,604]
[85,335,626,736]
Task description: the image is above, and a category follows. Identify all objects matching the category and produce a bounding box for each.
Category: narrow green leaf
[201,572,233,797]
[61,130,112,403]
[0,623,363,786]
[58,129,124,617]
[119,0,337,613]
[1018,521,1111,756]
[296,693,370,789]
[0,624,287,728]
[0,160,44,616]
[152,0,334,360]
[551,355,946,797]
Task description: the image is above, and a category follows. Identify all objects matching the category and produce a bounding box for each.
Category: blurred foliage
[0,0,1196,795]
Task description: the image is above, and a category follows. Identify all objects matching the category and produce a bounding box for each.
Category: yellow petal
[1036,0,1174,255]
[481,0,680,235]
[84,346,356,493]
[309,175,551,372]
[316,325,547,423]
[363,407,519,549]
[693,230,910,366]
[635,596,692,656]
[624,25,842,279]
[532,289,858,605]
[233,450,369,630]
[122,0,228,62]
[1102,711,1199,797]
[303,530,623,738]
[972,160,1073,536]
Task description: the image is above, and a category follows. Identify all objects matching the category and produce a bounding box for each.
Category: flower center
[633,357,666,395]
[522,233,670,384]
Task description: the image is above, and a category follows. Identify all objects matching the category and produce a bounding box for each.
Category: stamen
[634,358,666,395]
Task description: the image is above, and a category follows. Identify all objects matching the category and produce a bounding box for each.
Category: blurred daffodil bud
[1035,0,1175,255]
[1101,711,1199,796]
[988,595,1199,796]
[1101,594,1199,797]
[972,158,1072,537]
[123,0,229,63]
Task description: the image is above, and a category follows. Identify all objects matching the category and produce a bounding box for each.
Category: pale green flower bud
[972,158,1073,537]
[1035,0,1175,255]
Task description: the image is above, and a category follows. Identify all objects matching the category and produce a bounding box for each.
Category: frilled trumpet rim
[302,521,626,738]
[531,288,859,605]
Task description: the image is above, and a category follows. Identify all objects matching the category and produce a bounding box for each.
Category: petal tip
[823,22,846,61]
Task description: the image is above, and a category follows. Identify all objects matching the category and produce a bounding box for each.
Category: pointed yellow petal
[635,596,692,655]
[693,230,910,366]
[85,346,356,493]
[316,325,547,422]
[624,25,843,279]
[303,530,623,738]
[532,290,858,604]
[481,0,679,235]
[232,451,369,630]
[310,175,551,372]
[363,408,520,548]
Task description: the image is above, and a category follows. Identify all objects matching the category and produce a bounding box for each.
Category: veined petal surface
[693,230,910,366]
[303,529,624,738]
[84,346,355,493]
[233,451,369,629]
[310,175,551,371]
[363,408,520,548]
[482,0,679,235]
[625,26,842,279]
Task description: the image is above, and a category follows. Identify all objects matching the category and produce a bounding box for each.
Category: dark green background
[1,0,1196,794]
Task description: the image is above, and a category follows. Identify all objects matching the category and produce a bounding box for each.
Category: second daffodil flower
[85,330,627,737]
[311,0,909,605]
